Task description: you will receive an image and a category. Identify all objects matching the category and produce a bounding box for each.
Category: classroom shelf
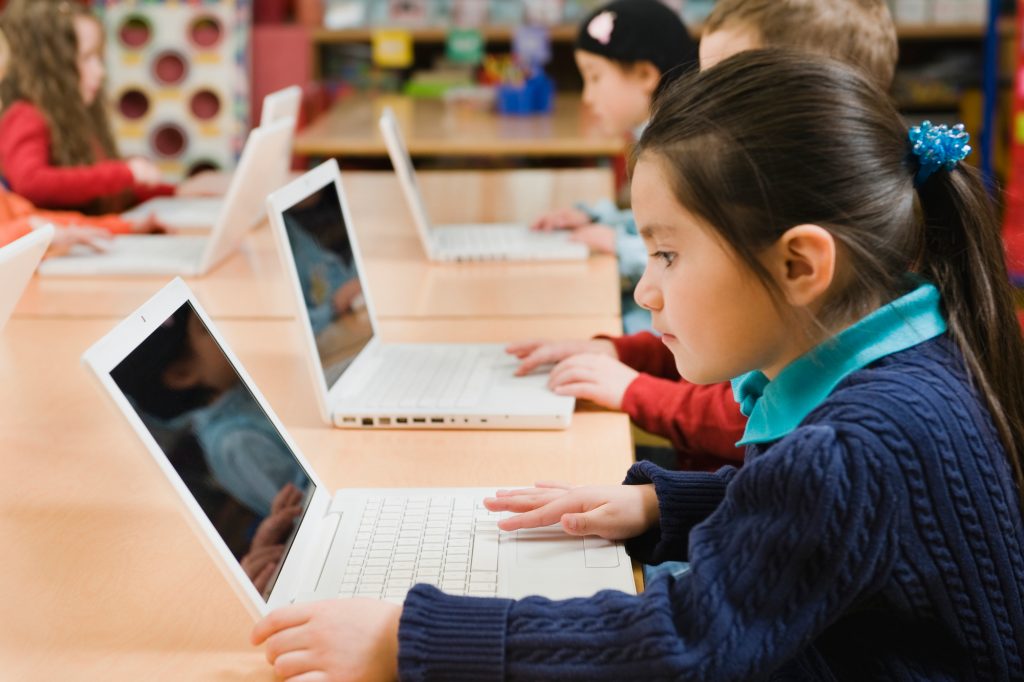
[312,24,578,43]
[311,21,1013,45]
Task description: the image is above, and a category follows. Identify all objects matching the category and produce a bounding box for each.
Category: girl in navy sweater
[252,51,1024,681]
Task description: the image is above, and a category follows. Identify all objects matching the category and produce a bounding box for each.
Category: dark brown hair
[0,0,121,204]
[704,0,898,90]
[635,50,1024,501]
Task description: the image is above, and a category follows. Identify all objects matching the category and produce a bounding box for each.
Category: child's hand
[548,353,638,410]
[531,207,591,231]
[130,213,169,234]
[507,338,617,376]
[569,224,617,254]
[485,482,659,540]
[176,170,232,197]
[45,226,111,258]
[332,279,364,315]
[252,598,401,682]
[127,157,164,186]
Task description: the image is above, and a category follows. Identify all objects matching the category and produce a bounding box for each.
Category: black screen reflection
[110,302,315,599]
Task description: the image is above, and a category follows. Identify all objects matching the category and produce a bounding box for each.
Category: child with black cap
[532,0,698,333]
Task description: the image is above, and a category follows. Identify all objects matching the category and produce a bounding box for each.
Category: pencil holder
[495,72,554,115]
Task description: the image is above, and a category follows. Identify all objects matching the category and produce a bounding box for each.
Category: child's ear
[632,60,662,94]
[162,357,200,391]
[765,224,837,309]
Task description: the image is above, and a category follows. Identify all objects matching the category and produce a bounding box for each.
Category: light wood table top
[294,93,627,158]
[13,169,620,321]
[1,314,632,680]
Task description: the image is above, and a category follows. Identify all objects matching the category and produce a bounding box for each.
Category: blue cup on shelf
[496,83,533,115]
[496,71,554,115]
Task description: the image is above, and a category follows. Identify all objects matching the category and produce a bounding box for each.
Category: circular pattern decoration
[117,89,150,120]
[153,51,188,86]
[189,16,223,49]
[189,89,222,120]
[151,123,187,158]
[118,16,152,49]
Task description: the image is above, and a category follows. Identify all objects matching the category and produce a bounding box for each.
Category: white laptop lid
[378,107,438,259]
[265,160,380,424]
[81,278,332,617]
[198,116,296,273]
[260,85,302,127]
[0,224,52,330]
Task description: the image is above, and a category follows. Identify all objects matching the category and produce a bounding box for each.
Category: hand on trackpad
[515,527,620,568]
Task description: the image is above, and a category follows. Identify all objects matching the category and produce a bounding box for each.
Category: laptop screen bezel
[265,159,383,424]
[378,107,439,259]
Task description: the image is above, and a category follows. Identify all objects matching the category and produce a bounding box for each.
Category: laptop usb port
[396,417,408,424]
[378,417,391,425]
[430,417,443,424]
[412,417,426,424]
[342,417,356,424]
[362,418,373,426]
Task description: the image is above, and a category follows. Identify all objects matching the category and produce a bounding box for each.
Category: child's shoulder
[811,335,998,454]
[0,100,47,130]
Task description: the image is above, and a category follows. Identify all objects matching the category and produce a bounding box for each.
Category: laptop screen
[109,301,315,601]
[280,179,374,389]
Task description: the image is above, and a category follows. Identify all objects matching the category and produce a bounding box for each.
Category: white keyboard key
[471,533,500,572]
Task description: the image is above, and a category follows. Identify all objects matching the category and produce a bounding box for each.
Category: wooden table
[13,169,620,321]
[294,94,626,159]
[0,314,632,681]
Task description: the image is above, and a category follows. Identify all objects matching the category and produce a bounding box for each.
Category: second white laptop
[81,278,635,616]
[121,86,301,231]
[378,107,589,263]
[38,117,295,277]
[266,159,575,430]
[0,224,52,330]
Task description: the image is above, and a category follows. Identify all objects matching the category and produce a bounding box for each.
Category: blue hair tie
[908,121,972,187]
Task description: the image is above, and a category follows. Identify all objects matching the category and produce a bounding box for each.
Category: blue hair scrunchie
[908,121,972,187]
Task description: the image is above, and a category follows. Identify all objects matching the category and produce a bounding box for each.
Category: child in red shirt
[0,1,174,214]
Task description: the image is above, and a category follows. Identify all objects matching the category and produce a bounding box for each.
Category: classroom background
[3,0,1024,679]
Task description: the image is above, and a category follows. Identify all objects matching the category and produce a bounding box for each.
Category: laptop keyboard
[436,226,526,256]
[104,235,207,260]
[331,495,504,601]
[361,346,499,409]
[434,226,585,261]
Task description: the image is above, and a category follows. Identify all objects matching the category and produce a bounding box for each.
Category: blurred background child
[0,0,174,215]
[531,0,698,334]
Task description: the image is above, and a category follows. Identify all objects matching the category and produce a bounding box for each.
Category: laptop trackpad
[515,526,585,567]
[515,528,621,568]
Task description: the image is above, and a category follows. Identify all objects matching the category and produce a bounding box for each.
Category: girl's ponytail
[917,163,1024,494]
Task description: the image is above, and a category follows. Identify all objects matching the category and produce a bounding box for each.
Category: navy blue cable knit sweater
[397,335,1024,680]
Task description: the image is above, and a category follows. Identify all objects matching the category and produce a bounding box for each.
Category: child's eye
[650,251,676,266]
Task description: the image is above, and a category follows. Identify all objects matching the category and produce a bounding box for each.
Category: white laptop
[378,107,590,262]
[38,117,295,277]
[266,160,575,430]
[260,84,302,126]
[81,277,635,616]
[0,224,52,330]
[120,85,301,230]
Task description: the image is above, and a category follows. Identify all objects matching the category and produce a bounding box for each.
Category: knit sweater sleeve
[398,424,899,680]
[0,102,136,208]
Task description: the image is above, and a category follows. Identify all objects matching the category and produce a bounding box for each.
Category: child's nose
[634,272,662,311]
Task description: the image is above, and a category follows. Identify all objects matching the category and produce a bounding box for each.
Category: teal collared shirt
[731,282,948,446]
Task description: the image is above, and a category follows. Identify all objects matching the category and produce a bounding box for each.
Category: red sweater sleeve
[0,102,145,209]
[606,331,680,378]
[622,374,747,468]
[601,331,746,468]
